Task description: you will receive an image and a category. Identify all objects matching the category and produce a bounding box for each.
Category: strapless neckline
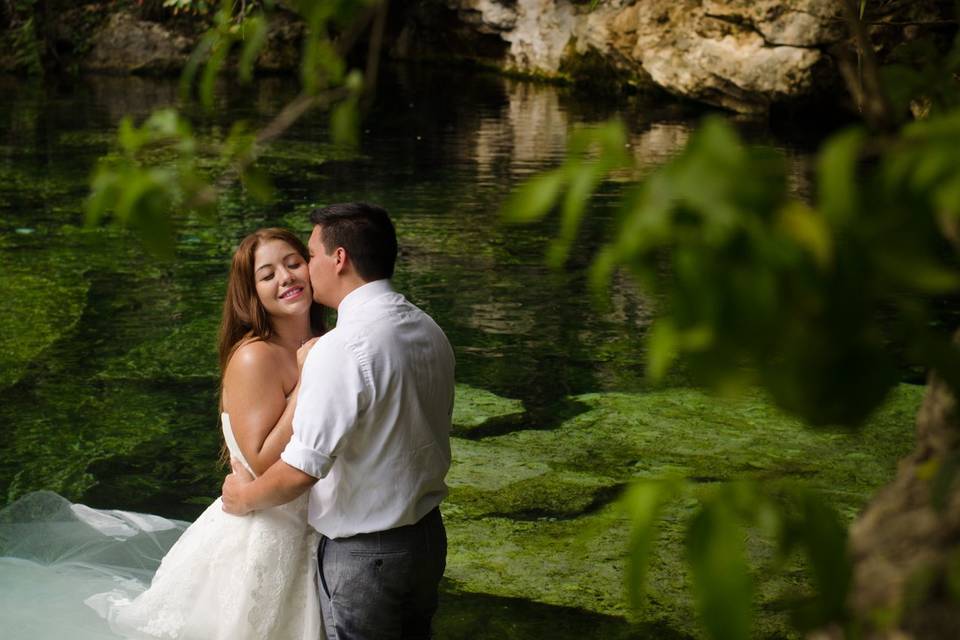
[221,413,256,477]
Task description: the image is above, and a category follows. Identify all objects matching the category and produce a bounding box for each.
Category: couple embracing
[99,202,455,639]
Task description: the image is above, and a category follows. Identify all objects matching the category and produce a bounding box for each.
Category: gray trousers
[317,508,446,640]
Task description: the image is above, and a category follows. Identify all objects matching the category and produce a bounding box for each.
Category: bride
[85,227,327,639]
[0,228,325,639]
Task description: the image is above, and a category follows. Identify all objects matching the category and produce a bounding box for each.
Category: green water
[0,69,919,638]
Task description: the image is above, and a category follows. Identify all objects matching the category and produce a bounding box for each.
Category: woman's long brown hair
[218,227,325,387]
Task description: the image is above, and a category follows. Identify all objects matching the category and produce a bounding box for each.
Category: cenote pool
[0,68,922,638]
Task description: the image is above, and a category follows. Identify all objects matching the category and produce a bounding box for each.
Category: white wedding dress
[0,414,323,640]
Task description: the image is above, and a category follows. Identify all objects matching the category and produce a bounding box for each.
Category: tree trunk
[818,370,960,638]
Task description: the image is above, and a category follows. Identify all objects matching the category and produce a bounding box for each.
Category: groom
[222,202,455,640]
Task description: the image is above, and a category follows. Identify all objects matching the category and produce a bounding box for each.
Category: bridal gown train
[0,414,323,640]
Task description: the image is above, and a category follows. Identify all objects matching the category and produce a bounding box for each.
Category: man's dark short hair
[309,202,398,281]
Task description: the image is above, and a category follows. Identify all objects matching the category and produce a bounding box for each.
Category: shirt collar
[336,279,394,324]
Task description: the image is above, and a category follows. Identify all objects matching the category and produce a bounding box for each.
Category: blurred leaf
[222,121,256,163]
[646,319,678,381]
[118,117,139,153]
[933,175,960,218]
[792,491,851,628]
[330,96,360,149]
[238,15,268,84]
[547,162,604,267]
[876,254,960,294]
[621,480,679,611]
[240,165,274,203]
[778,201,832,268]
[86,164,122,227]
[818,128,865,227]
[686,501,752,640]
[200,36,231,110]
[180,32,217,102]
[502,170,566,223]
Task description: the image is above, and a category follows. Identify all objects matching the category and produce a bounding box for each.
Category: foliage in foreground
[86,0,379,256]
[502,5,960,639]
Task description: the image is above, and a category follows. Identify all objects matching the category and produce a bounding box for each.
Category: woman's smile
[280,286,304,301]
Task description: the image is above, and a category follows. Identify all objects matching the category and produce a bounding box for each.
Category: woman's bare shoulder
[225,339,280,378]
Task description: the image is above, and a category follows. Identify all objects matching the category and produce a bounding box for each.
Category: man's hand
[222,460,255,515]
[297,337,319,370]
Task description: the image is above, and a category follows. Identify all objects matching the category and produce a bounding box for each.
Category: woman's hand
[297,337,319,370]
[222,460,255,515]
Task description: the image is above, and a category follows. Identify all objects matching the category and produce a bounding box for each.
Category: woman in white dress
[88,227,326,639]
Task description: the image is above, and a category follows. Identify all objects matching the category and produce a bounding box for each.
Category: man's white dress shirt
[281,279,455,539]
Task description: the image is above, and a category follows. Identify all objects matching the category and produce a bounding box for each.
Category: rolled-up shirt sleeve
[281,334,368,479]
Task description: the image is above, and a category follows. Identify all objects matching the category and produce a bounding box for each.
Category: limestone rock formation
[84,12,192,75]
[400,0,847,113]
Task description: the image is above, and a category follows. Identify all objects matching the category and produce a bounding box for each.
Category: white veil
[0,491,188,639]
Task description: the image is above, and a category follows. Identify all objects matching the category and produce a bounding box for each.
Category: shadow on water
[435,581,693,640]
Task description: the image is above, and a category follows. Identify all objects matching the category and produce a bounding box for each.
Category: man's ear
[333,247,348,274]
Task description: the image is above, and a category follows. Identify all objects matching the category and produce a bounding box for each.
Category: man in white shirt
[222,203,455,639]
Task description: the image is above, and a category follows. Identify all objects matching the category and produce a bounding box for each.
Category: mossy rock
[97,315,219,382]
[442,385,924,636]
[0,271,89,389]
[452,384,525,434]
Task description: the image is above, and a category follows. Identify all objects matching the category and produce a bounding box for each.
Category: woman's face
[253,239,312,320]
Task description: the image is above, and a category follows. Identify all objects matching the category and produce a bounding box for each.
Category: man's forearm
[238,460,316,512]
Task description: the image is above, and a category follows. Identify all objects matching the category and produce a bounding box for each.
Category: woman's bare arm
[252,379,300,473]
[221,341,292,476]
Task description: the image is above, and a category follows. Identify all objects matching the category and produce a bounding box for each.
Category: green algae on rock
[98,316,220,382]
[0,272,90,389]
[452,384,525,434]
[442,385,923,637]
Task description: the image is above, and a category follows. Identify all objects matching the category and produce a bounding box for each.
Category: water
[0,68,864,638]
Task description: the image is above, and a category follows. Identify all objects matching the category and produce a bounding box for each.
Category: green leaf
[876,254,960,294]
[85,165,122,227]
[117,117,140,153]
[796,491,851,625]
[501,169,566,224]
[330,97,360,149]
[621,480,678,611]
[145,109,186,139]
[778,201,833,268]
[588,244,620,297]
[200,35,232,110]
[686,501,753,640]
[548,162,605,267]
[180,32,217,102]
[238,15,268,84]
[240,165,274,203]
[818,128,865,227]
[646,319,678,381]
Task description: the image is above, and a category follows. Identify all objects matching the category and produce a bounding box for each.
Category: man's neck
[332,276,370,310]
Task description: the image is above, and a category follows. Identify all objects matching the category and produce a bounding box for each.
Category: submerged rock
[443,384,923,634]
[0,272,89,390]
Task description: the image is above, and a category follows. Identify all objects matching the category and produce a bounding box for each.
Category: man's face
[308,225,336,306]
